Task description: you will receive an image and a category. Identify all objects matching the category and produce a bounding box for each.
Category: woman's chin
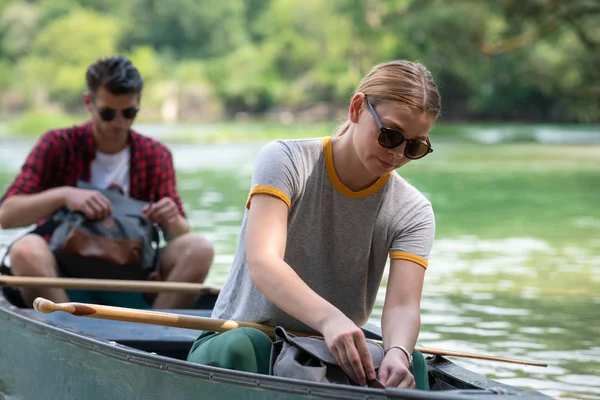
[375,157,396,172]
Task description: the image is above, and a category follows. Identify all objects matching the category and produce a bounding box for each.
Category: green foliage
[0,0,597,123]
[114,0,249,58]
[14,9,121,109]
[0,2,40,59]
[3,110,85,136]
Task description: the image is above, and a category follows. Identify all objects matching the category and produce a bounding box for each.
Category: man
[0,55,214,309]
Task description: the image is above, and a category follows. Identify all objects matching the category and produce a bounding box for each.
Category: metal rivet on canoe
[208,373,214,381]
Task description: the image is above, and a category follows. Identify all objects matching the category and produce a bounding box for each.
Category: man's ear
[83,92,93,112]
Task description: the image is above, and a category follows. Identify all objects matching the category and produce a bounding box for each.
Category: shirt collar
[81,119,139,160]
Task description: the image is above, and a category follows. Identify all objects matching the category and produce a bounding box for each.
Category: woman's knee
[411,349,430,391]
[188,328,272,374]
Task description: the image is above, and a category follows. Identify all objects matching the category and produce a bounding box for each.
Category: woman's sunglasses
[92,103,139,122]
[365,97,433,160]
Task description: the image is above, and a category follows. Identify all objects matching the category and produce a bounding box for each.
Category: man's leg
[9,234,69,306]
[152,232,214,309]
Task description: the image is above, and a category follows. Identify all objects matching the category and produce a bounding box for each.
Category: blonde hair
[335,60,441,136]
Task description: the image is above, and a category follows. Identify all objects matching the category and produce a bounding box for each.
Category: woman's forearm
[381,305,421,352]
[248,255,343,333]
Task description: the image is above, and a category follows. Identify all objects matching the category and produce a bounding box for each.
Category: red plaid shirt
[0,120,186,217]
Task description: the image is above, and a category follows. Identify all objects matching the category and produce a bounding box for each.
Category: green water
[0,125,599,399]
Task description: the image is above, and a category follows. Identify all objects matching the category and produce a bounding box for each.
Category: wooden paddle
[33,297,548,367]
[0,275,220,295]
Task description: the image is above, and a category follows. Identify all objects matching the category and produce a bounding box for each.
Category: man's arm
[162,214,190,239]
[156,148,188,239]
[0,131,66,229]
[0,188,69,229]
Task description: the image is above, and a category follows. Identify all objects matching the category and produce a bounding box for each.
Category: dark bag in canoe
[269,326,385,387]
[1,181,161,281]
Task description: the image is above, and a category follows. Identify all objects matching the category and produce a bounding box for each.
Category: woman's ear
[349,93,365,123]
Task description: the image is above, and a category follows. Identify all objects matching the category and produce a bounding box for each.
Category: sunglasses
[92,103,139,122]
[365,97,433,160]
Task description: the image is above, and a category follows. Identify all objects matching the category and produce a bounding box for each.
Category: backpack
[1,181,161,281]
[269,326,385,387]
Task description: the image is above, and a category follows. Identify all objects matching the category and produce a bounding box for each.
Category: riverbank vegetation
[0,0,598,133]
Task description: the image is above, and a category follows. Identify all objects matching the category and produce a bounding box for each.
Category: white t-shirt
[90,147,131,195]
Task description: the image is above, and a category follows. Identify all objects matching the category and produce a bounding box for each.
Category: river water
[0,123,599,399]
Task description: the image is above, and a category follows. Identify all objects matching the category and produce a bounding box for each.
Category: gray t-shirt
[212,137,435,333]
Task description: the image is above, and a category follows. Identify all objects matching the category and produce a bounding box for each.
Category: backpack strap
[150,224,161,272]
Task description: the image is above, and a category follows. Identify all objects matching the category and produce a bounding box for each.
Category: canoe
[0,286,553,400]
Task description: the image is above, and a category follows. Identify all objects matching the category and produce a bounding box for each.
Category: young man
[0,55,214,309]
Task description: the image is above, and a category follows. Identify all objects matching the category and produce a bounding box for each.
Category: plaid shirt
[0,120,186,217]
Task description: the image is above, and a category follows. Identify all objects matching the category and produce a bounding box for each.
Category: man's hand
[64,188,112,220]
[378,348,415,388]
[142,197,181,229]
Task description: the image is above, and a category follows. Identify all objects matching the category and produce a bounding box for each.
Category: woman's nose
[388,142,406,158]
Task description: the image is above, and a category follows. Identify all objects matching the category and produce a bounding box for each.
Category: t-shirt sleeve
[0,130,64,204]
[389,202,435,269]
[246,140,299,209]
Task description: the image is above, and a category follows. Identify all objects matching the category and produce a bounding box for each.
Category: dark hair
[86,55,143,96]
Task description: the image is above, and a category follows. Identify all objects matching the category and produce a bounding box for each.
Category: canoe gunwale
[0,295,552,400]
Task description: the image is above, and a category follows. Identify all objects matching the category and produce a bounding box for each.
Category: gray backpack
[270,326,385,387]
[2,181,161,281]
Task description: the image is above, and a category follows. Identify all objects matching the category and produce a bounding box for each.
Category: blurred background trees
[0,0,597,123]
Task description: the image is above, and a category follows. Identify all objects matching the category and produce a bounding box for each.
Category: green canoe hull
[0,291,553,400]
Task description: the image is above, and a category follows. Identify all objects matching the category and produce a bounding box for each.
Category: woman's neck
[330,130,380,192]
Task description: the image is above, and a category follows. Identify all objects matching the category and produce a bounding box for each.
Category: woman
[187,60,441,390]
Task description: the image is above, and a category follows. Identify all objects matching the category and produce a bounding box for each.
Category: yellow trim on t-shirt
[323,137,391,198]
[246,185,291,209]
[389,251,428,269]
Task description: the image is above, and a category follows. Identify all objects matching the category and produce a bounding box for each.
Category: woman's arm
[245,193,376,385]
[246,193,346,330]
[382,259,425,351]
[379,258,425,388]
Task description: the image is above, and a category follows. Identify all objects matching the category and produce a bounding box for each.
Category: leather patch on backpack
[61,228,143,266]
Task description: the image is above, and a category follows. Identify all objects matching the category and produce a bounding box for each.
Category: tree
[15,9,121,109]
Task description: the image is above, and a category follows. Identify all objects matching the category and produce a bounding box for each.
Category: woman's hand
[378,348,415,388]
[321,314,376,386]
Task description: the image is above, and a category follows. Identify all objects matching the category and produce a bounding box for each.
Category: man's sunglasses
[93,103,139,122]
[365,97,433,160]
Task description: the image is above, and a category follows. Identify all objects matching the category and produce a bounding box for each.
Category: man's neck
[92,127,129,154]
[95,141,129,154]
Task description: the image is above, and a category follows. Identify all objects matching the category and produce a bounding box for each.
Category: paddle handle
[0,275,220,294]
[33,297,547,367]
[32,297,295,337]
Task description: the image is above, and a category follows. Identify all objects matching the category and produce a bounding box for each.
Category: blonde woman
[188,60,441,390]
